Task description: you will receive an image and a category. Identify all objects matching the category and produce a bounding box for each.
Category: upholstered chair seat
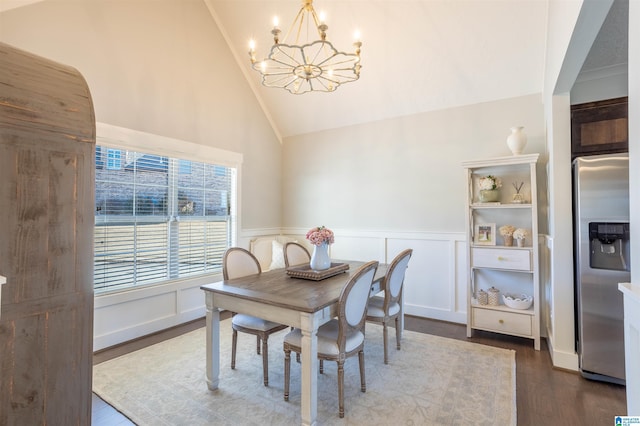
[366,296,400,318]
[282,321,365,357]
[231,314,284,332]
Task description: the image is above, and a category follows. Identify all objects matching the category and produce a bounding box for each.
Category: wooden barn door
[0,42,95,425]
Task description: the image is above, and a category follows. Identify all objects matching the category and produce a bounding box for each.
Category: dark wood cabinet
[571,96,628,158]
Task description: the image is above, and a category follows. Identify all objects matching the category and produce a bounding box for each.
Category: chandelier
[248,0,362,95]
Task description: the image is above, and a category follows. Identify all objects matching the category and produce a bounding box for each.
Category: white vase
[310,243,331,271]
[507,126,527,155]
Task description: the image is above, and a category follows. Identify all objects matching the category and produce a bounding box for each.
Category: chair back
[284,242,311,267]
[223,247,261,280]
[337,261,379,348]
[383,249,413,311]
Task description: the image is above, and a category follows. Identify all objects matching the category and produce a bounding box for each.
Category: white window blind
[94,145,235,293]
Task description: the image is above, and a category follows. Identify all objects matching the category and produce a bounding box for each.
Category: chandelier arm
[306,45,326,67]
[315,53,359,68]
[269,46,304,68]
[321,64,359,72]
[309,8,325,39]
[318,73,339,85]
[284,77,302,91]
[261,69,298,77]
[316,75,341,92]
[312,78,328,91]
[268,74,298,86]
[284,5,307,45]
[326,73,357,83]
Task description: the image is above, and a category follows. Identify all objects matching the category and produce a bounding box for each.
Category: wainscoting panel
[94,229,468,350]
[179,284,210,317]
[280,228,468,324]
[93,276,214,351]
[102,290,177,325]
[388,235,467,324]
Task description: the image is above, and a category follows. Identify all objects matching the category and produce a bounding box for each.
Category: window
[106,148,122,170]
[94,145,236,293]
[213,165,226,177]
[178,159,192,175]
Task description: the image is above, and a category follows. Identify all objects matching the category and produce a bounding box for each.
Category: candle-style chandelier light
[248,0,362,95]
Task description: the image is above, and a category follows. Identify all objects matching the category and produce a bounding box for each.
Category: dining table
[200,259,393,426]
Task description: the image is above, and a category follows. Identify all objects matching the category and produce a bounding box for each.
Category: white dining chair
[283,260,379,418]
[366,248,413,364]
[223,247,288,386]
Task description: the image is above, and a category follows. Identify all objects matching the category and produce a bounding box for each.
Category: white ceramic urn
[507,126,527,155]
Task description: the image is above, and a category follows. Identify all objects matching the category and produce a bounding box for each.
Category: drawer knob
[499,319,504,324]
[497,256,505,261]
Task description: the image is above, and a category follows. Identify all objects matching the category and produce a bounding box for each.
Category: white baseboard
[545,324,579,371]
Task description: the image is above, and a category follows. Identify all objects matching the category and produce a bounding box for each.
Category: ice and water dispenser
[589,222,630,272]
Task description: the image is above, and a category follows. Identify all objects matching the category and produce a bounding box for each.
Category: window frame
[95,123,243,294]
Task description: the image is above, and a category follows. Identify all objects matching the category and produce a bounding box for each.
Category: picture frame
[474,223,496,245]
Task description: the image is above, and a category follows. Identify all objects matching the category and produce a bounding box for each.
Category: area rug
[93,320,516,425]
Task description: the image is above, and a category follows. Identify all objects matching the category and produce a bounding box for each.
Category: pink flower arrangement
[306,226,335,246]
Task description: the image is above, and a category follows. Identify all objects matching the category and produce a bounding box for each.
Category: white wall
[544,93,576,369]
[0,0,282,230]
[282,94,546,232]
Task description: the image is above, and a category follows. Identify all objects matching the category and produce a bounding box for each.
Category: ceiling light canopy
[248,0,362,95]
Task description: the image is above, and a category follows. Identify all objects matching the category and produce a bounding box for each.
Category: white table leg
[299,312,319,426]
[205,292,220,390]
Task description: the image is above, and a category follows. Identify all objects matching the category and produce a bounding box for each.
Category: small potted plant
[478,175,502,202]
[499,225,516,246]
[513,228,529,247]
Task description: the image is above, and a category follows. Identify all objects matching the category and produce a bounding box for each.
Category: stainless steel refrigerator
[573,153,630,384]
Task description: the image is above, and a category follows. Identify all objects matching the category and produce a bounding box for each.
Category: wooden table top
[201,260,387,314]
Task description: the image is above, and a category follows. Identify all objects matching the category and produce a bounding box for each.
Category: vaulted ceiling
[205,0,548,139]
[2,0,628,140]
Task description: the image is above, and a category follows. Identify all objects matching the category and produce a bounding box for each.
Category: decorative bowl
[502,293,533,310]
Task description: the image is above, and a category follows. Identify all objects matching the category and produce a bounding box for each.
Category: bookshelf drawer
[472,307,532,336]
[471,248,531,271]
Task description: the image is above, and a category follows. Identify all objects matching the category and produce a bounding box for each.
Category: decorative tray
[286,262,349,281]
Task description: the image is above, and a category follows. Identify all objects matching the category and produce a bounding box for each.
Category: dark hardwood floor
[92,314,626,425]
